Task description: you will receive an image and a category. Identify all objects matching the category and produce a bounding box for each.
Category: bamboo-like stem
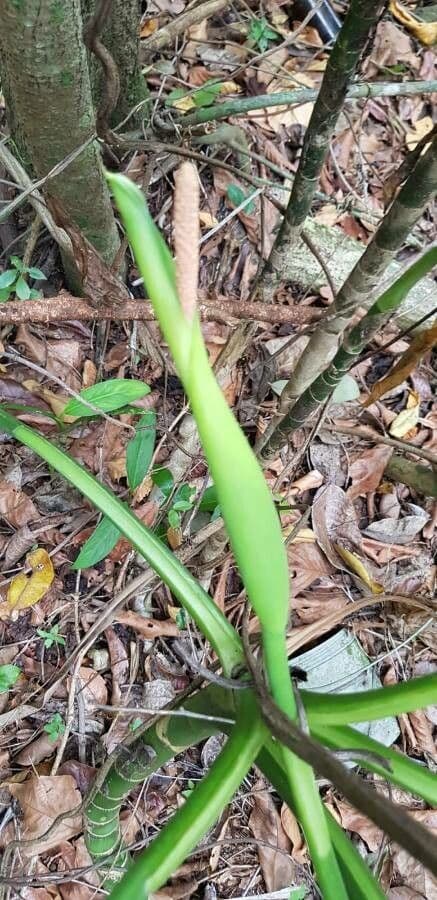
[258,134,437,458]
[261,0,385,300]
[385,454,437,498]
[170,80,437,130]
[257,246,437,445]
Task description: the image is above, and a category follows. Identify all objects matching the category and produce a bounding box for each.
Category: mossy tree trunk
[82,0,149,127]
[0,0,119,271]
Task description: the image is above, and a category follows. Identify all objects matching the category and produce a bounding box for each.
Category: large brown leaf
[5,775,82,855]
[0,481,39,528]
[346,445,393,499]
[248,780,294,892]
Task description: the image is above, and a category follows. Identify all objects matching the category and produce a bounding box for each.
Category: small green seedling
[0,664,21,693]
[247,16,279,52]
[44,712,66,742]
[37,624,65,649]
[0,255,46,302]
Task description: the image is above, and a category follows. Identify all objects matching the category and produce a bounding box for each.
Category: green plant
[0,172,436,899]
[247,16,279,52]
[0,664,21,693]
[0,255,46,302]
[36,623,65,649]
[44,712,66,742]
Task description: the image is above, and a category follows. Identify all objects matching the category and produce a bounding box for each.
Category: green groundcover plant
[0,171,436,899]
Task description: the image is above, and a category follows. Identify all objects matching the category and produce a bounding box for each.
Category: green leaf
[248,16,279,52]
[63,379,150,418]
[168,509,181,529]
[175,608,186,630]
[15,276,31,300]
[289,888,307,900]
[199,485,219,512]
[226,184,255,214]
[331,374,360,403]
[10,255,24,271]
[0,288,12,302]
[29,288,43,300]
[36,624,65,648]
[126,410,156,491]
[373,246,437,315]
[44,712,65,742]
[173,499,193,512]
[72,516,121,569]
[0,664,21,693]
[25,266,47,280]
[193,82,223,108]
[152,467,174,498]
[165,86,188,107]
[0,269,17,289]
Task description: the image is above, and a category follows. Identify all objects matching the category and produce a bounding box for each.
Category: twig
[0,291,321,327]
[142,0,229,53]
[324,422,437,467]
[0,142,72,257]
[84,0,120,139]
[165,80,437,130]
[95,704,235,724]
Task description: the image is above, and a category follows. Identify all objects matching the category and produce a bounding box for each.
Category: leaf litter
[0,1,435,897]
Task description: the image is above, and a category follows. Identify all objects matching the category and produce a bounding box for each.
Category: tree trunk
[82,0,149,126]
[0,0,119,270]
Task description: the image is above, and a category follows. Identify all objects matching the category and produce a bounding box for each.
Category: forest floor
[0,2,435,899]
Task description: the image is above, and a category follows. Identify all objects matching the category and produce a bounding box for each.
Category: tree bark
[82,0,149,126]
[0,0,119,270]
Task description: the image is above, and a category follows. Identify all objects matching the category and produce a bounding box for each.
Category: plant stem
[263,631,349,900]
[258,133,437,458]
[109,693,266,900]
[304,672,437,727]
[385,454,437,498]
[173,80,437,129]
[261,0,385,299]
[313,723,437,807]
[258,246,437,440]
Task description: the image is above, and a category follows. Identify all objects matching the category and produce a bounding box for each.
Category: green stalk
[313,723,437,807]
[171,81,437,130]
[0,408,242,677]
[107,172,348,900]
[304,672,437,727]
[263,632,348,900]
[259,245,437,439]
[108,693,267,899]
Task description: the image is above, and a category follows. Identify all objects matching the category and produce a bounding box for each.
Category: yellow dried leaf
[218,81,241,96]
[140,18,158,38]
[389,392,420,438]
[406,116,434,150]
[389,0,437,45]
[7,548,55,611]
[334,544,384,594]
[363,324,437,407]
[172,94,196,112]
[199,210,218,229]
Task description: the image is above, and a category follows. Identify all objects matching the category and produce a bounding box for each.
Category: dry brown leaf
[57,837,100,900]
[365,325,437,407]
[408,709,436,757]
[16,733,61,766]
[0,481,39,528]
[366,20,414,76]
[312,483,363,565]
[389,0,437,45]
[248,781,294,892]
[115,610,180,638]
[392,809,437,899]
[288,540,334,594]
[333,798,383,851]
[140,17,158,38]
[104,626,129,706]
[5,775,82,855]
[74,667,108,713]
[406,116,434,150]
[388,889,426,899]
[346,445,393,499]
[280,804,306,862]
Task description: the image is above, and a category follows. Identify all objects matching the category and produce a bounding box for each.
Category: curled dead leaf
[364,326,437,407]
[389,0,437,45]
[7,548,54,612]
[248,780,294,892]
